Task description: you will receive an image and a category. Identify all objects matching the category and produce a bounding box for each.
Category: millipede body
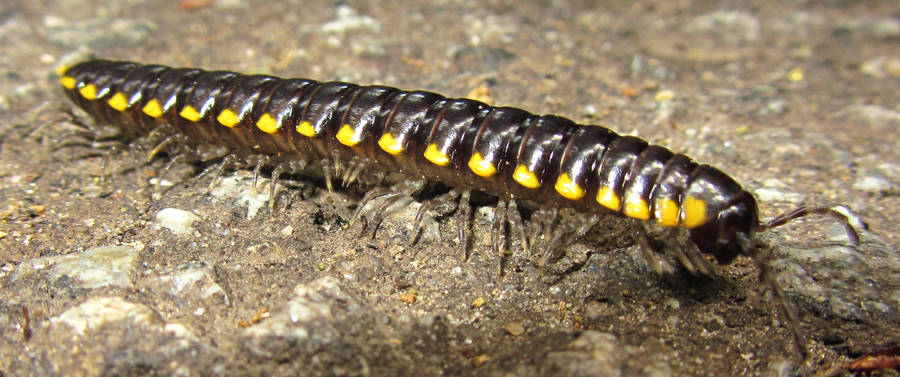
[58,59,763,264]
[56,59,866,357]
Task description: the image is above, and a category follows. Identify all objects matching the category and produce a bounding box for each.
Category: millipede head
[688,192,760,264]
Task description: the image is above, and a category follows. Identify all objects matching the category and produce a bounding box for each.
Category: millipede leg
[250,160,265,195]
[686,243,714,276]
[246,154,272,195]
[366,191,407,238]
[377,196,416,237]
[738,233,809,359]
[506,200,528,253]
[412,198,440,245]
[537,229,565,268]
[144,124,175,146]
[351,187,391,223]
[351,179,425,237]
[527,210,544,251]
[671,242,699,276]
[50,135,95,151]
[321,159,334,192]
[153,153,189,196]
[193,161,221,187]
[632,223,666,275]
[537,209,577,267]
[290,159,308,172]
[529,208,558,253]
[207,154,239,193]
[491,200,508,276]
[331,150,343,176]
[457,190,471,260]
[341,157,369,187]
[268,163,289,211]
[535,213,590,268]
[411,202,435,245]
[147,135,182,162]
[556,213,599,254]
[411,189,460,245]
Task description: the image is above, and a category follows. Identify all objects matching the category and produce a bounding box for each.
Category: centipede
[56,59,860,356]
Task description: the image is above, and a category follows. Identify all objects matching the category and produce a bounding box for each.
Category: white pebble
[853,175,892,193]
[155,208,201,235]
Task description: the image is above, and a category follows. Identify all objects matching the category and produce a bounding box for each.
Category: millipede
[57,59,861,355]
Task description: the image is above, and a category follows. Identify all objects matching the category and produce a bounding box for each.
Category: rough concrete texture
[0,1,898,376]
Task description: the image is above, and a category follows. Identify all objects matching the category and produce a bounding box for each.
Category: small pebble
[14,245,139,289]
[472,354,489,367]
[472,297,486,308]
[505,321,525,336]
[787,67,804,82]
[853,175,892,194]
[860,56,889,78]
[149,262,229,306]
[399,289,417,304]
[155,208,201,235]
[663,298,680,310]
[654,89,676,102]
[320,5,379,34]
[50,297,160,336]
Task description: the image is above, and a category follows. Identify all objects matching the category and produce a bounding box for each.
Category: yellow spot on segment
[142,99,164,118]
[60,76,77,90]
[655,198,680,227]
[107,92,129,111]
[217,109,240,128]
[78,84,98,100]
[682,196,707,228]
[467,152,496,177]
[55,65,70,76]
[256,113,279,134]
[554,173,584,200]
[512,165,540,189]
[180,105,203,122]
[377,133,403,155]
[596,186,621,211]
[336,124,361,146]
[623,193,650,221]
[296,121,317,137]
[424,144,450,166]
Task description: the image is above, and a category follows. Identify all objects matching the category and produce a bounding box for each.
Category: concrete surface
[0,1,898,376]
